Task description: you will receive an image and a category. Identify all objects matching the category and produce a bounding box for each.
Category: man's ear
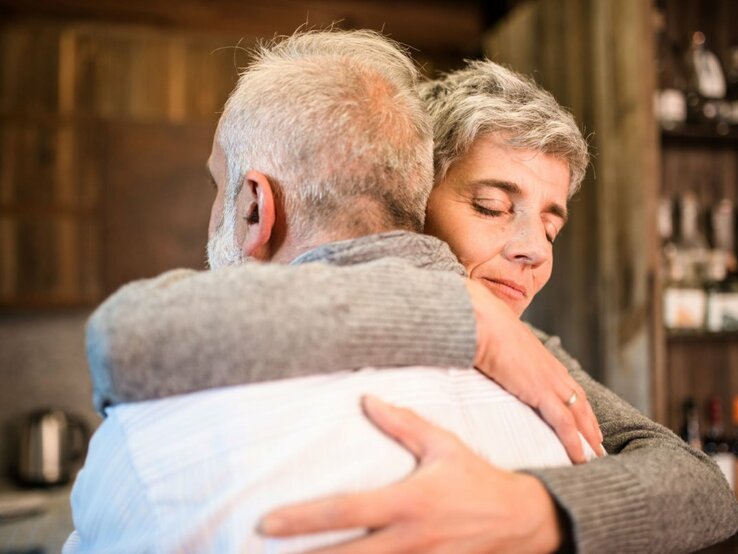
[236,170,276,260]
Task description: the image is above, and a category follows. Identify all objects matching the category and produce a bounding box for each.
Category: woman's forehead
[450,138,570,203]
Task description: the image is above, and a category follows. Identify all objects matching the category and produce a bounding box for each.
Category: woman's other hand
[465,279,604,463]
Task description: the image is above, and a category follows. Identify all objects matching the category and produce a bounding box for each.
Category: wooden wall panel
[0,25,60,114]
[0,4,486,309]
[0,0,483,57]
[0,22,236,308]
[485,0,659,415]
[0,216,14,298]
[182,38,243,120]
[100,122,215,292]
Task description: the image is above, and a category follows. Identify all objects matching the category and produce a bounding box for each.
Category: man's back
[66,367,593,553]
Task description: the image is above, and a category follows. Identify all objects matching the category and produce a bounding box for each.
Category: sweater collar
[290,231,467,276]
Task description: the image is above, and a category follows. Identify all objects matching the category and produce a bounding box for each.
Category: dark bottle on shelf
[685,31,728,133]
[681,397,702,450]
[654,9,687,129]
[704,396,736,491]
[726,45,738,125]
[704,396,730,454]
[732,397,738,496]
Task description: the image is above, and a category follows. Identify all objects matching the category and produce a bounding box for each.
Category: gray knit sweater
[87,231,738,553]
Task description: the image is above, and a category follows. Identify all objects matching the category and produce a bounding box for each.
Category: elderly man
[71,29,737,554]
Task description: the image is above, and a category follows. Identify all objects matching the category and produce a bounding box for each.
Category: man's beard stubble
[206,209,245,270]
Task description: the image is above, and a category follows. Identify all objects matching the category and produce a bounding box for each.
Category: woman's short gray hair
[420,60,589,197]
[218,30,433,236]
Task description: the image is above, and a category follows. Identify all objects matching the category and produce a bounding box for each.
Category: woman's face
[424,135,570,317]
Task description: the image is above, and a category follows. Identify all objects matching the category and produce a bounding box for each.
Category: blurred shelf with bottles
[654,0,738,478]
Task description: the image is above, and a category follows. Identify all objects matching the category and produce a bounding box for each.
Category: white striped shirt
[65,367,594,553]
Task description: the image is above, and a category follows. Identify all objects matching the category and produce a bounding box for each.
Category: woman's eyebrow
[471,179,521,196]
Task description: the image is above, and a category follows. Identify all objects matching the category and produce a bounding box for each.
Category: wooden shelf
[661,125,738,146]
[667,330,738,343]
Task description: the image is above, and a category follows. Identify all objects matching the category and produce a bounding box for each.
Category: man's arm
[88,259,477,412]
[261,336,738,554]
[260,395,564,554]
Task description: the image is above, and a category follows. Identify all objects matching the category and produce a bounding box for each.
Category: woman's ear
[235,170,276,260]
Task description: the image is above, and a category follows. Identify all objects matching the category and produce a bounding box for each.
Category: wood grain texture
[0,0,483,56]
[1,3,484,308]
[100,121,215,293]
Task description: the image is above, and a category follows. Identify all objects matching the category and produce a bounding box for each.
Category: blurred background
[0,0,737,548]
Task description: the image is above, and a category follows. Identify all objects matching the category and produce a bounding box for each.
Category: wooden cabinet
[0,23,236,307]
[0,3,484,309]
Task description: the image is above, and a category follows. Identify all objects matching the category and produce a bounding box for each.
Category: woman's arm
[89,258,601,460]
[87,258,477,413]
[528,330,738,553]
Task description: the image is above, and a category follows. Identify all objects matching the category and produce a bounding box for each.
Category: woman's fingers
[538,395,586,464]
[554,379,603,458]
[568,391,603,457]
[464,278,604,461]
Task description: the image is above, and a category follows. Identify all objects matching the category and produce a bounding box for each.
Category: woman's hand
[259,395,562,554]
[465,279,604,463]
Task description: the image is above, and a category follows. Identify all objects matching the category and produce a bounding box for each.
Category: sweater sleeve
[526,332,738,553]
[87,258,476,413]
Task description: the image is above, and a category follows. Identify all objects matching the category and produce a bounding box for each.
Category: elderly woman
[86,51,737,552]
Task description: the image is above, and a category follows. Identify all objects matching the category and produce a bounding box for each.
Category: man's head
[207,30,433,269]
[420,60,589,316]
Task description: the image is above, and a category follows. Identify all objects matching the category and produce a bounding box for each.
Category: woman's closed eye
[472,199,512,218]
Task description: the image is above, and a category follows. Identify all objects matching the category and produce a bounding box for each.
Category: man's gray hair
[218,30,433,238]
[420,60,589,197]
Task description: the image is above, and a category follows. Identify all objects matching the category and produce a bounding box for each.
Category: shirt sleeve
[87,258,477,413]
[68,414,158,553]
[526,332,738,553]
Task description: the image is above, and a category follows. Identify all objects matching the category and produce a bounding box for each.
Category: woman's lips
[481,278,527,301]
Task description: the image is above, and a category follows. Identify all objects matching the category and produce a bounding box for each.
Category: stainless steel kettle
[16,409,89,486]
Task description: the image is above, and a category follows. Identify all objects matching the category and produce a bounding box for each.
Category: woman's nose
[502,217,551,267]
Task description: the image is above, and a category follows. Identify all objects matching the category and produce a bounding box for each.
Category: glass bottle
[725,45,738,125]
[654,10,687,129]
[685,31,728,131]
[663,192,708,330]
[680,397,702,450]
